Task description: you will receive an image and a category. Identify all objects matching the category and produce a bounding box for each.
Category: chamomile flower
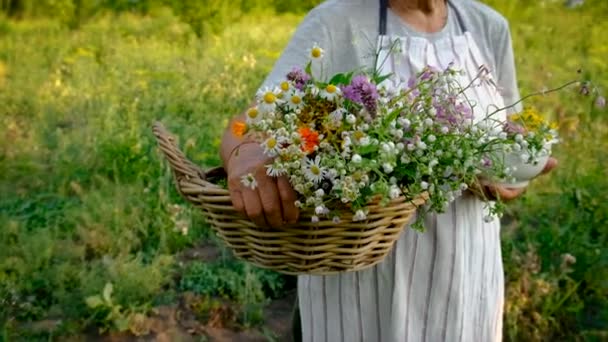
[266,162,287,177]
[304,156,325,184]
[279,81,291,93]
[257,87,281,113]
[286,90,305,111]
[320,84,342,101]
[245,106,261,123]
[241,173,257,190]
[308,43,325,60]
[262,136,282,157]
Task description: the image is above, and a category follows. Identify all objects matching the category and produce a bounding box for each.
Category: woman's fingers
[484,184,526,201]
[242,187,268,228]
[277,176,299,224]
[256,171,284,228]
[541,157,558,175]
[229,189,245,214]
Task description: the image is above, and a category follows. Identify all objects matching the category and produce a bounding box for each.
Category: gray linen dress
[260,1,522,341]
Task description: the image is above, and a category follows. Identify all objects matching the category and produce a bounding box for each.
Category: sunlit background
[0,0,606,340]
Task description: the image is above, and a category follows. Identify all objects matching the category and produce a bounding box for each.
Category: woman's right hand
[226,142,299,228]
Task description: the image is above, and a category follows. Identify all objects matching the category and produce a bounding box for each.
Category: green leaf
[114,317,130,332]
[383,107,402,127]
[328,71,355,85]
[357,144,378,156]
[328,73,346,85]
[103,282,113,304]
[373,73,392,85]
[85,295,104,308]
[305,61,312,76]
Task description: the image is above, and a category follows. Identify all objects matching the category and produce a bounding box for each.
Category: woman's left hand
[482,157,559,201]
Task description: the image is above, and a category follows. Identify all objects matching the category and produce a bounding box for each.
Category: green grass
[0,1,606,340]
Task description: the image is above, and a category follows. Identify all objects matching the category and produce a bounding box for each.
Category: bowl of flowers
[492,108,559,188]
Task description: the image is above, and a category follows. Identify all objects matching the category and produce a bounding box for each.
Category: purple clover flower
[434,97,473,129]
[286,67,311,91]
[503,121,526,135]
[341,75,379,117]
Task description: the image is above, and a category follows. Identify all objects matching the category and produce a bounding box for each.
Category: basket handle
[152,122,223,183]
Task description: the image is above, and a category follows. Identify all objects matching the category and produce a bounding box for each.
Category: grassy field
[0,0,607,340]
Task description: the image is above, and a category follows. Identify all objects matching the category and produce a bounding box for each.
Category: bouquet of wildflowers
[230,44,595,229]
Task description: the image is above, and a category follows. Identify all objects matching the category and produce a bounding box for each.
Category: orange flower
[231,121,247,137]
[298,126,319,154]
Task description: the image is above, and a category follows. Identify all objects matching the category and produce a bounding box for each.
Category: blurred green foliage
[0,0,606,340]
[0,0,323,33]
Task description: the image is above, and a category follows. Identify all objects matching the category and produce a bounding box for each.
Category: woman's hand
[226,142,299,228]
[482,157,559,201]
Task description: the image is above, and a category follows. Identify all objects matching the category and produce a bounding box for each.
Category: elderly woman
[220,0,556,341]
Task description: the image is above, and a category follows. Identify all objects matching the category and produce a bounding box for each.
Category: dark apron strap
[378,0,468,36]
[379,0,388,36]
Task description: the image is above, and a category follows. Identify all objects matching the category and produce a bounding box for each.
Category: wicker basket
[152,122,428,275]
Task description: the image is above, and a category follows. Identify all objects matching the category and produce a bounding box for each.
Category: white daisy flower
[308,43,325,60]
[320,84,341,101]
[262,136,282,157]
[245,106,261,123]
[351,154,362,164]
[279,80,291,93]
[286,90,305,111]
[420,181,429,190]
[304,156,325,184]
[241,173,257,190]
[266,163,286,177]
[256,87,282,113]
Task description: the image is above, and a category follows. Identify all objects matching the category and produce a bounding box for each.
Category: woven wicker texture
[152,122,428,275]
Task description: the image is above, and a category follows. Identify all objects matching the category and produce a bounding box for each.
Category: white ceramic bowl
[497,152,550,188]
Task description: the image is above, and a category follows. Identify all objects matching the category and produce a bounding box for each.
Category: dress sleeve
[259,9,332,90]
[493,20,522,115]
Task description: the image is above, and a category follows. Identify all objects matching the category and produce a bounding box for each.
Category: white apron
[296,6,509,342]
